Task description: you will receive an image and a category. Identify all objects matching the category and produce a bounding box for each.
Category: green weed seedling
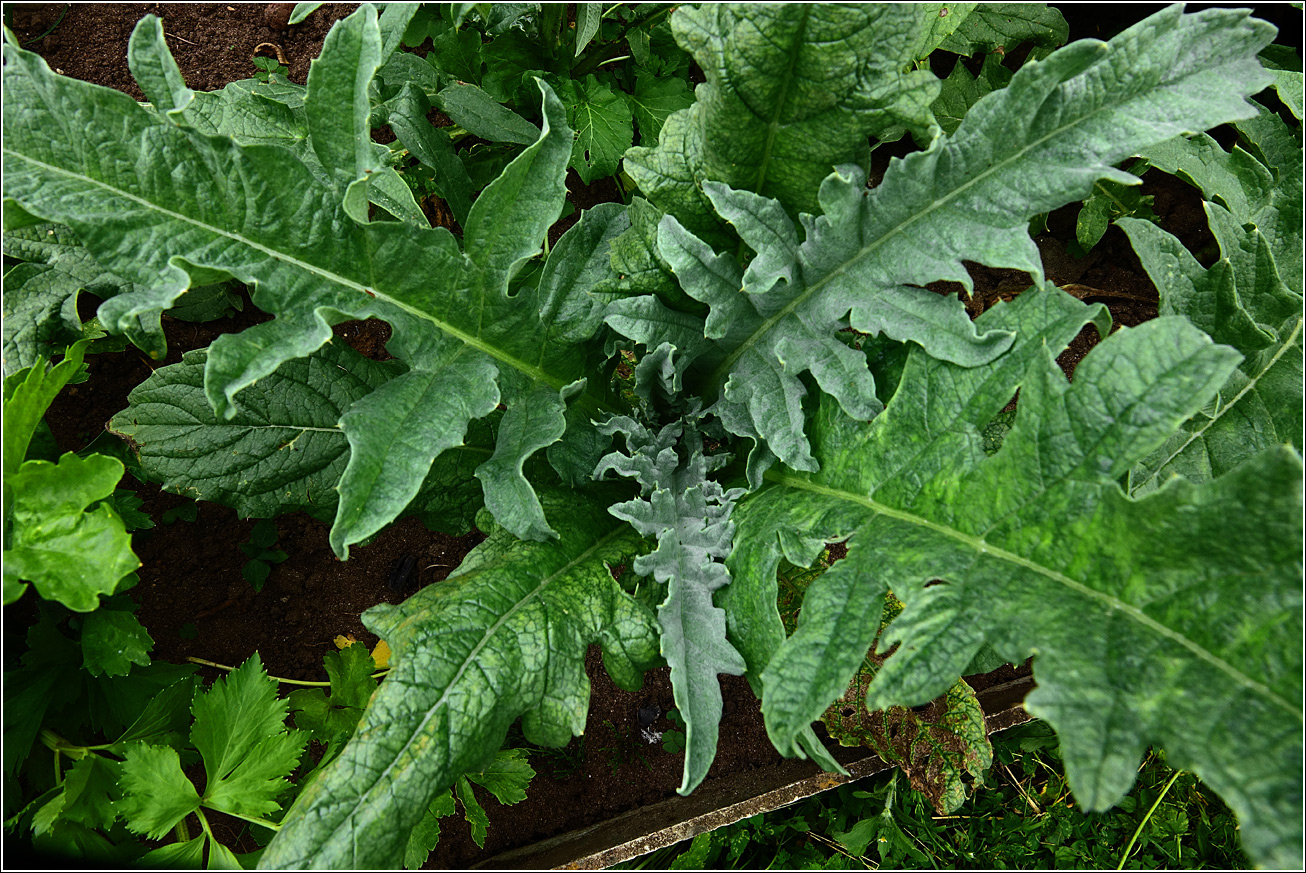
[251,55,288,83]
[239,519,288,592]
[661,708,686,755]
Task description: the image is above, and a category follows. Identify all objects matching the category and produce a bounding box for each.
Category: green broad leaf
[4,452,138,611]
[139,835,206,867]
[89,659,201,747]
[729,288,1302,868]
[1,222,138,375]
[1074,162,1158,253]
[1270,67,1304,119]
[80,606,153,678]
[591,197,693,311]
[402,789,456,870]
[377,50,442,100]
[575,2,602,57]
[1142,104,1303,293]
[387,85,475,226]
[910,4,979,60]
[109,332,490,535]
[465,747,535,806]
[5,611,86,779]
[595,415,747,794]
[610,6,1276,475]
[191,653,306,820]
[287,642,377,747]
[931,51,1012,137]
[365,165,429,226]
[725,287,1108,752]
[626,4,941,231]
[625,72,694,147]
[2,12,605,557]
[204,730,308,820]
[116,743,202,839]
[305,5,385,218]
[261,489,660,868]
[626,26,651,67]
[3,339,89,479]
[127,14,194,118]
[289,3,322,26]
[1121,119,1303,494]
[480,30,551,103]
[437,82,541,145]
[937,3,1069,55]
[181,77,308,146]
[376,2,419,60]
[429,25,483,84]
[207,838,244,870]
[558,74,633,184]
[456,777,490,848]
[1,263,87,379]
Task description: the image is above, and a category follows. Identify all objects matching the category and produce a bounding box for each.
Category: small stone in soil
[637,701,660,728]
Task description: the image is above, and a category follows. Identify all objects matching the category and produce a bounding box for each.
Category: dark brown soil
[5,2,1217,868]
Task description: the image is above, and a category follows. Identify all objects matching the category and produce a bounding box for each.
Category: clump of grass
[617,720,1248,869]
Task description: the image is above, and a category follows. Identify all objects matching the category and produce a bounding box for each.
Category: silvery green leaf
[936,3,1068,56]
[1122,106,1303,494]
[595,415,746,794]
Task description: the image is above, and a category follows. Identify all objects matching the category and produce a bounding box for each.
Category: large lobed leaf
[1121,103,1303,494]
[260,490,660,868]
[609,4,1276,477]
[1,6,609,557]
[728,288,1303,868]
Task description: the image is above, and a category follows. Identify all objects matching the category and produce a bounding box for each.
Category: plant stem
[21,3,68,45]
[207,806,282,832]
[185,655,387,684]
[1116,769,1182,869]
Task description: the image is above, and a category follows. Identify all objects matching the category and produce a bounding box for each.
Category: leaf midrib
[749,4,810,196]
[764,468,1302,720]
[3,148,578,397]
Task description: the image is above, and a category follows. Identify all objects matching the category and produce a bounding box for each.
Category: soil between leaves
[6,3,1221,867]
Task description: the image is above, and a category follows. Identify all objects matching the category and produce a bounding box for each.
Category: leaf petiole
[185,655,388,684]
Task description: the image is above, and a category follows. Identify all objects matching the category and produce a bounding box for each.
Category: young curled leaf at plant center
[594,412,747,794]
